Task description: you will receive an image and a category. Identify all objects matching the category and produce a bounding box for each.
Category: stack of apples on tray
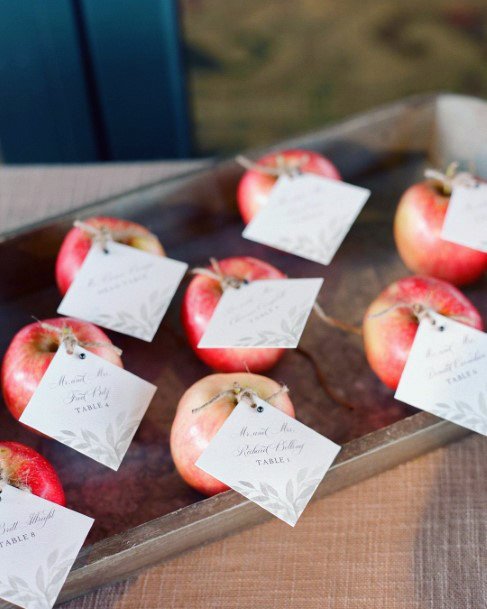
[0,148,485,504]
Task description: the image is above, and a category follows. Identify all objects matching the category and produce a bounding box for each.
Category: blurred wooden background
[1,0,486,162]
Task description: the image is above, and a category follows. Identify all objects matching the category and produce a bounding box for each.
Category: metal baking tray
[0,93,485,607]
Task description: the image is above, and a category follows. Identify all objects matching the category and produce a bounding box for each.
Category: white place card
[198,278,323,349]
[243,174,371,265]
[441,184,487,252]
[0,485,93,609]
[20,344,156,470]
[395,313,487,435]
[196,396,340,526]
[58,241,188,341]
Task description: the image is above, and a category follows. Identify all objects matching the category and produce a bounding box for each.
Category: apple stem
[236,154,309,177]
[191,388,236,413]
[424,162,477,196]
[33,318,123,356]
[368,302,437,325]
[190,258,246,290]
[296,346,355,410]
[0,465,7,499]
[367,302,471,328]
[265,384,290,403]
[74,220,113,253]
[191,382,289,414]
[73,220,155,253]
[313,302,363,336]
[0,460,32,496]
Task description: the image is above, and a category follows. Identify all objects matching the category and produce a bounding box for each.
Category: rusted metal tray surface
[0,93,486,606]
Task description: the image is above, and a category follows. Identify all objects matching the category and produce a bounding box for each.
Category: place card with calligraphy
[198,278,323,349]
[196,396,340,526]
[395,313,487,435]
[0,485,93,609]
[58,241,188,341]
[243,174,370,265]
[441,184,487,253]
[20,344,156,470]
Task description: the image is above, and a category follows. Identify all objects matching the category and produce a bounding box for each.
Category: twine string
[192,382,289,414]
[74,220,113,253]
[313,302,363,336]
[236,154,309,178]
[0,465,7,501]
[74,220,157,254]
[296,346,355,410]
[191,258,248,290]
[367,302,471,329]
[424,162,478,195]
[33,319,122,356]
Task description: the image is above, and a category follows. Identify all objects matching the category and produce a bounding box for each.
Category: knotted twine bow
[425,162,478,195]
[236,154,309,178]
[34,319,122,356]
[73,220,157,254]
[74,220,113,253]
[192,381,289,414]
[191,258,248,290]
[0,463,30,501]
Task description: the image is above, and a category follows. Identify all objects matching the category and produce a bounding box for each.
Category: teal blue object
[0,1,98,163]
[0,0,191,163]
[77,0,191,160]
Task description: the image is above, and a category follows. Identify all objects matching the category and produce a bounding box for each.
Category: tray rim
[0,90,467,244]
[0,90,483,607]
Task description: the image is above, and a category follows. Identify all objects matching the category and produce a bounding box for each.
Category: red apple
[0,441,65,505]
[55,216,165,295]
[170,372,295,495]
[394,180,487,285]
[363,275,483,390]
[237,148,341,224]
[1,317,123,423]
[182,256,286,373]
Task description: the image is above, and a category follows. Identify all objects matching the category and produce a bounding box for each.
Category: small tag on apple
[197,278,323,349]
[0,484,93,609]
[441,184,487,253]
[20,343,157,470]
[58,241,188,342]
[196,395,340,526]
[395,313,487,435]
[242,173,370,265]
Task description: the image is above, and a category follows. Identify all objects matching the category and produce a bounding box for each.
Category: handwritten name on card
[395,314,487,435]
[196,397,340,526]
[20,344,156,470]
[0,485,93,609]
